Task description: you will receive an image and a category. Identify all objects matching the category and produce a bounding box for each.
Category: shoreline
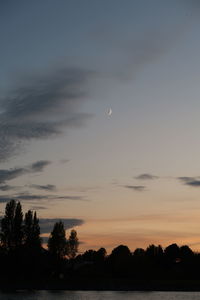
[2,280,200,292]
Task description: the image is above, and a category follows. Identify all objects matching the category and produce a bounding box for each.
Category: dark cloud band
[0,160,51,185]
[29,184,56,191]
[123,185,146,191]
[178,176,200,187]
[0,193,86,203]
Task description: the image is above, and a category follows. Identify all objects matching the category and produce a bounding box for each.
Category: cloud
[29,184,56,191]
[29,206,47,211]
[30,160,51,172]
[178,176,200,187]
[135,173,159,180]
[0,168,27,184]
[0,160,51,184]
[0,68,94,161]
[0,192,85,203]
[0,196,16,203]
[97,23,185,81]
[55,195,86,200]
[39,218,84,234]
[124,32,175,78]
[0,185,17,191]
[123,185,146,192]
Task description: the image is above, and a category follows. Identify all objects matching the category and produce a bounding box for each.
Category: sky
[1,0,200,253]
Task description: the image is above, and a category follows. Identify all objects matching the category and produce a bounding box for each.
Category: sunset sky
[1,0,200,253]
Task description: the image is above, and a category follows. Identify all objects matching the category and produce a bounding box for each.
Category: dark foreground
[2,200,200,292]
[2,243,200,292]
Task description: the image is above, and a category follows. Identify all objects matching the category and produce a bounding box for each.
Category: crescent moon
[107,108,112,116]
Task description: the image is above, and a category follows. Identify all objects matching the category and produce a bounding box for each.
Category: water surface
[1,291,200,300]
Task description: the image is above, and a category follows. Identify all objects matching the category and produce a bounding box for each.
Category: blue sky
[1,0,200,252]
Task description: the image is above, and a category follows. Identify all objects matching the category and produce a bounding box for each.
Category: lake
[1,291,200,300]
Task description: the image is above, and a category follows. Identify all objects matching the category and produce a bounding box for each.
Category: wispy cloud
[0,68,94,161]
[0,160,51,184]
[0,184,17,191]
[29,184,56,191]
[123,185,146,192]
[121,32,177,79]
[94,23,185,81]
[29,206,47,211]
[135,173,159,180]
[0,192,86,203]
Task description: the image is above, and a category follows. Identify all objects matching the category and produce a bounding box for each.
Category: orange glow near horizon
[41,213,200,254]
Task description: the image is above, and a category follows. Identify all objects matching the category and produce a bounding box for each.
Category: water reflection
[1,291,200,300]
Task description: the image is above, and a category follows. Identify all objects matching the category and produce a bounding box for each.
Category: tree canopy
[0,200,23,250]
[48,221,68,259]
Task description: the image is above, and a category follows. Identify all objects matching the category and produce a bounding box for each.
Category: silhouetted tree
[180,245,193,260]
[0,200,23,250]
[48,221,68,259]
[108,245,131,276]
[165,243,180,262]
[82,249,97,262]
[24,210,41,248]
[68,229,79,259]
[96,247,107,261]
[111,245,131,258]
[133,248,145,256]
[13,201,23,248]
[146,244,163,258]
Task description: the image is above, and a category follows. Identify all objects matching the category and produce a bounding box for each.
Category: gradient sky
[1,0,200,253]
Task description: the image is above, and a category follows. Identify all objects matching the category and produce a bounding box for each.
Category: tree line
[1,200,200,290]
